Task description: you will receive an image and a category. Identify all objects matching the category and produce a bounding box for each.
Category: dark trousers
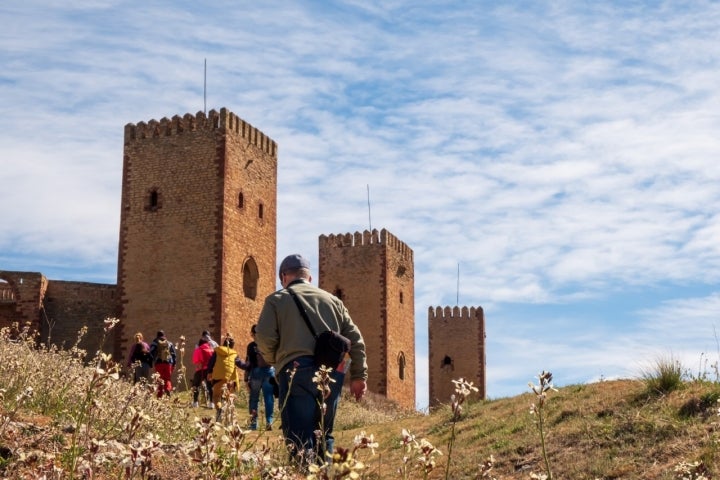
[277,356,345,463]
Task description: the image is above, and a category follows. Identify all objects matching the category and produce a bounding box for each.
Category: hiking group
[127,331,176,397]
[191,327,275,427]
[126,253,369,467]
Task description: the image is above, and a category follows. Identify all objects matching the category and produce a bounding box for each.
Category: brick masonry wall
[428,306,486,407]
[0,272,118,356]
[221,113,277,345]
[318,229,416,410]
[117,109,277,377]
[42,280,119,354]
[382,233,415,409]
[0,272,47,332]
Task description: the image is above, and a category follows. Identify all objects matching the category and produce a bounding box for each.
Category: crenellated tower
[116,108,277,362]
[318,229,415,410]
[428,306,486,406]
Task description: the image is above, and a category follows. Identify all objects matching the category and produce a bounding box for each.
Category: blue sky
[4,1,720,410]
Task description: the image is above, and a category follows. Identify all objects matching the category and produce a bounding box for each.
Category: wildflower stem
[444,420,456,480]
[529,371,556,480]
[538,404,552,480]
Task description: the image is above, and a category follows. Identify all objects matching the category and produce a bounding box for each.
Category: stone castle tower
[116,108,277,358]
[318,229,416,410]
[428,306,486,406]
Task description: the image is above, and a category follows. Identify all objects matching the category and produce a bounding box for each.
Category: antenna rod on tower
[367,184,372,231]
[204,58,207,115]
[457,263,460,306]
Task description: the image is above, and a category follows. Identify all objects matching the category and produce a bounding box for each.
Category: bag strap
[287,286,319,339]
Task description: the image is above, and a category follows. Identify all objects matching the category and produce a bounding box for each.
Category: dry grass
[1,321,720,479]
[328,378,720,479]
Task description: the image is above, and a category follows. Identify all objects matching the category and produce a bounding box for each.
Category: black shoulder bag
[287,287,351,370]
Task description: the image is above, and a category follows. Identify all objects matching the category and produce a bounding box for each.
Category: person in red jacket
[191,337,214,408]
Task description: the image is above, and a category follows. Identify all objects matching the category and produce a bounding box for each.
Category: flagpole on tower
[367,184,372,231]
[457,263,460,306]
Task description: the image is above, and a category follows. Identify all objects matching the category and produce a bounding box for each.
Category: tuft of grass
[640,354,686,395]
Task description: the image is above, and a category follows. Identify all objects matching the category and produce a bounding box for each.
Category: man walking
[255,254,368,465]
[245,324,275,430]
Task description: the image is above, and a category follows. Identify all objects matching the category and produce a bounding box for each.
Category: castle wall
[0,271,47,332]
[42,281,119,355]
[117,109,277,374]
[428,306,486,407]
[0,272,117,357]
[318,229,416,409]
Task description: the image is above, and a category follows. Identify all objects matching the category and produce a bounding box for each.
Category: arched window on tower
[242,258,259,300]
[398,352,406,380]
[441,355,454,373]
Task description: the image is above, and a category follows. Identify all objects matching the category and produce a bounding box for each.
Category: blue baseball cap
[279,254,310,275]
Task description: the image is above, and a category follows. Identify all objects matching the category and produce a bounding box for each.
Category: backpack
[156,338,171,362]
[248,342,269,368]
[211,346,239,384]
[132,342,151,364]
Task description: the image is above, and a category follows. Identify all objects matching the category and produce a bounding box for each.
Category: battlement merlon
[123,108,278,157]
[428,305,484,321]
[318,228,414,262]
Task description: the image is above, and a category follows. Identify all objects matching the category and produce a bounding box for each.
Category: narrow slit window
[146,189,160,211]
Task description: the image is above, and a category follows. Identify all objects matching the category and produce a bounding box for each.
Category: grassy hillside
[0,322,718,479]
[334,376,720,479]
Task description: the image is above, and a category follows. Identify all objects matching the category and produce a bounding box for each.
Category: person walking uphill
[201,330,219,348]
[245,324,275,430]
[255,254,368,466]
[149,330,177,398]
[126,332,152,384]
[207,335,248,422]
[191,337,214,408]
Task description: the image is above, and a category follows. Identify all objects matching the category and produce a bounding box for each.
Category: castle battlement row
[428,305,484,321]
[319,228,413,262]
[123,108,277,157]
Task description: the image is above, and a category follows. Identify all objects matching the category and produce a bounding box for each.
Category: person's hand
[350,379,367,401]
